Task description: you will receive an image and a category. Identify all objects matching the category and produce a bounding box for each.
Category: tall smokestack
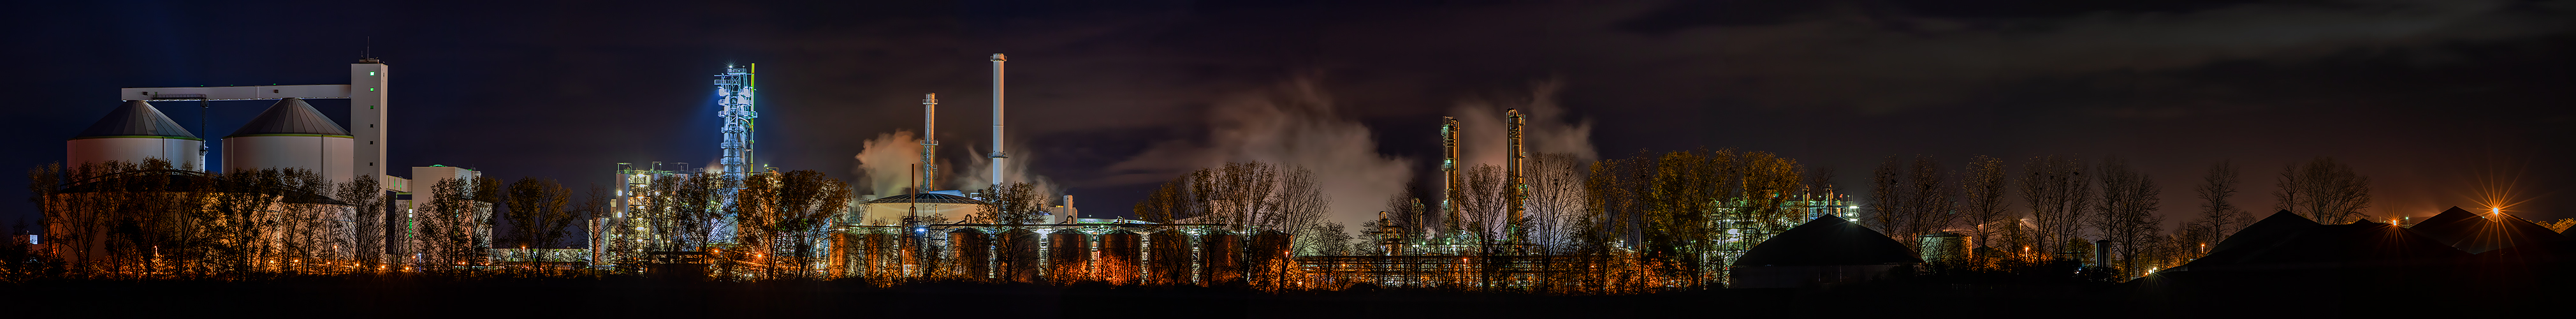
[1505,108,1527,244]
[1441,116,1461,237]
[922,93,940,192]
[989,54,1010,187]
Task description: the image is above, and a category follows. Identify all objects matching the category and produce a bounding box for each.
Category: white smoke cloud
[955,142,1066,205]
[850,130,924,197]
[1103,78,1416,231]
[1448,79,1599,170]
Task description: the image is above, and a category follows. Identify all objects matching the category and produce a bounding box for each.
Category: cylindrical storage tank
[1917,232,1968,264]
[1146,230,1191,285]
[1098,230,1140,283]
[68,100,205,170]
[1047,230,1090,281]
[1200,230,1241,285]
[947,228,989,280]
[1000,228,1041,282]
[1247,230,1293,285]
[829,232,855,277]
[222,98,354,183]
[862,232,894,277]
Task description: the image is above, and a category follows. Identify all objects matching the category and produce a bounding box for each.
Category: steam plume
[1450,79,1597,170]
[1105,78,1415,230]
[850,130,922,197]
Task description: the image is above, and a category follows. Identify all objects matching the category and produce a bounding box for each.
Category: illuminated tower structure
[987,54,1009,186]
[714,64,758,179]
[918,93,940,220]
[713,64,757,242]
[1504,109,1527,245]
[1439,117,1462,240]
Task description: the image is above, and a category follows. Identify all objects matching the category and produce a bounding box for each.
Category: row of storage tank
[69,99,356,182]
[834,228,1292,283]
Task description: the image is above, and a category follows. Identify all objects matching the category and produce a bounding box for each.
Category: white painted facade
[66,137,202,170]
[222,135,356,183]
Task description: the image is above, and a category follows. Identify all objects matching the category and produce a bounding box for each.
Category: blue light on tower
[712,64,757,242]
[714,64,757,179]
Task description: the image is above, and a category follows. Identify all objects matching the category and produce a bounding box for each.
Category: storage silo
[862,232,896,278]
[948,228,989,279]
[67,100,203,170]
[1201,230,1241,285]
[1247,230,1293,284]
[1145,230,1191,285]
[1098,230,1140,283]
[1000,228,1041,282]
[222,98,354,182]
[1047,230,1089,281]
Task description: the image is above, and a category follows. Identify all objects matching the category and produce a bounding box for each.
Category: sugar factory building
[41,54,1893,288]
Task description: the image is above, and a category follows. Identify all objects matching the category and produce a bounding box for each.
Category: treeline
[1865,155,2382,279]
[8,159,859,281]
[1,153,2444,291]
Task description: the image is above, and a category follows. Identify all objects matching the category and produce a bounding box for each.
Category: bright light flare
[2466,156,2536,218]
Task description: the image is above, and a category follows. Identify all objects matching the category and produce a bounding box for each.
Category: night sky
[5,0,2572,237]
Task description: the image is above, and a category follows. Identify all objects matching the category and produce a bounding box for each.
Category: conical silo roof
[74,100,199,140]
[227,98,349,138]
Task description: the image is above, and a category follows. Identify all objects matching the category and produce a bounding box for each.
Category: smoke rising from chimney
[1105,78,1415,231]
[851,130,923,197]
[1450,79,1597,170]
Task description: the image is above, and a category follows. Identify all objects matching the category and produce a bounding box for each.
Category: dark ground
[1,276,2116,318]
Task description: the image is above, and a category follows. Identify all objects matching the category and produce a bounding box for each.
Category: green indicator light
[368,87,377,92]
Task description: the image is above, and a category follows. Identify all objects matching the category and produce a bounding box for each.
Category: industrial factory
[41,51,1867,288]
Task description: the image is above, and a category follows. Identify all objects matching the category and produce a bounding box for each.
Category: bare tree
[501,177,580,274]
[1525,152,1589,253]
[734,170,855,279]
[2019,155,2092,262]
[1960,156,2010,253]
[335,174,389,271]
[2192,161,2248,255]
[970,182,1045,225]
[2273,157,2373,224]
[1869,155,1956,249]
[2093,156,2162,279]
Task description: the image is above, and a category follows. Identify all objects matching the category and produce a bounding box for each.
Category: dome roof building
[67,100,204,170]
[1730,214,1921,288]
[222,98,355,182]
[850,192,989,226]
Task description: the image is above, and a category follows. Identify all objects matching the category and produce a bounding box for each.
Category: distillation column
[715,64,758,179]
[1505,109,1528,245]
[1441,117,1462,239]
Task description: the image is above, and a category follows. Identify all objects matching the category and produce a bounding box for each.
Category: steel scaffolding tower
[715,64,758,179]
